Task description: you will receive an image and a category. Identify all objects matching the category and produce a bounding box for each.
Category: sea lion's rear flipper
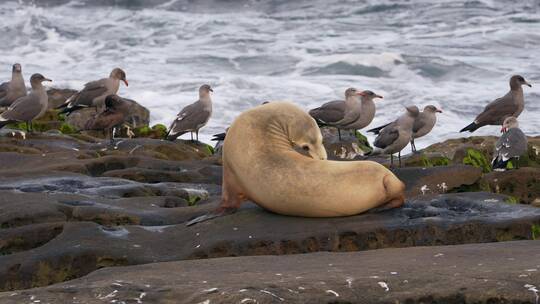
[186,165,247,226]
[367,195,405,214]
[186,207,238,226]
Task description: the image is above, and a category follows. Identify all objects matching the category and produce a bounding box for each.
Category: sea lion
[188,102,405,225]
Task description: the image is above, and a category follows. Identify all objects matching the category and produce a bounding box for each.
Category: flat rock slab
[2,240,540,303]
[0,172,220,200]
[0,133,216,180]
[393,165,482,197]
[1,192,540,291]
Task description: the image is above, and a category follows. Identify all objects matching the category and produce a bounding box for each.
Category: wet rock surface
[1,240,539,304]
[393,165,482,197]
[1,130,540,299]
[1,190,539,291]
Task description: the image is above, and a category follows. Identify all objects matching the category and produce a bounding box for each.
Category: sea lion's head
[289,116,327,160]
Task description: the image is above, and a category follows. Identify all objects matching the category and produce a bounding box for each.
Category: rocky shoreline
[0,88,539,303]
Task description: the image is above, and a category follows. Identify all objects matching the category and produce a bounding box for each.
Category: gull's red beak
[123,79,129,87]
[375,94,383,99]
[501,127,507,133]
[436,108,442,113]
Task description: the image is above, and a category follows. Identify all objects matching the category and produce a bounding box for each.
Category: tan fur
[220,101,405,217]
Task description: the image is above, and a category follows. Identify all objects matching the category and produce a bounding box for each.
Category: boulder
[321,127,372,160]
[47,88,150,130]
[481,167,540,204]
[46,88,77,109]
[66,98,150,131]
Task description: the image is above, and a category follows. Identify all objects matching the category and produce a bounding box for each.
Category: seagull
[57,68,128,115]
[309,88,366,140]
[0,74,51,132]
[368,106,419,167]
[491,116,528,170]
[410,105,442,152]
[167,84,213,142]
[85,95,131,145]
[460,75,531,133]
[339,90,383,133]
[0,63,27,108]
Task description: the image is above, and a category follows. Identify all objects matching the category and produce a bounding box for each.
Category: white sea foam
[0,0,539,146]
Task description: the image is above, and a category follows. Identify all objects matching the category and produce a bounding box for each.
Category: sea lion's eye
[302,145,309,151]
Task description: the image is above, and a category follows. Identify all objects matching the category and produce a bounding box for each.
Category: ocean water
[0,0,539,148]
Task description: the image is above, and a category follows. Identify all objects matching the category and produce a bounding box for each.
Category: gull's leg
[110,127,115,146]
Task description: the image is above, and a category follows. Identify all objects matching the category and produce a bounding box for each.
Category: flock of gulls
[0,63,533,170]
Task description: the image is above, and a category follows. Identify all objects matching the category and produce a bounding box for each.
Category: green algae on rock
[59,123,76,134]
[462,148,491,173]
[354,130,373,153]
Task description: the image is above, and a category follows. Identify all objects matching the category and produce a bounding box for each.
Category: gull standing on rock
[491,117,528,170]
[368,106,419,167]
[167,84,213,142]
[57,68,128,115]
[309,88,366,140]
[0,63,27,108]
[411,105,442,152]
[85,95,131,145]
[339,90,383,133]
[0,74,51,132]
[460,75,531,133]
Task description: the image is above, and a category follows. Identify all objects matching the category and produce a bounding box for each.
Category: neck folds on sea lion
[264,115,327,160]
